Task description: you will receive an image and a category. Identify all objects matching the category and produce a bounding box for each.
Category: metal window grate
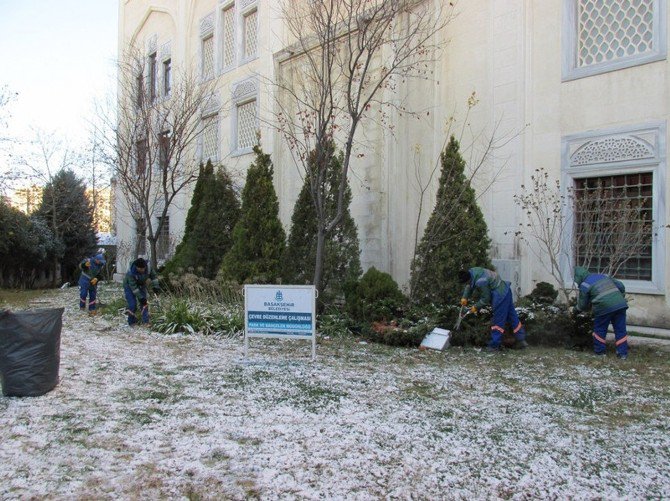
[222,6,235,67]
[577,0,654,67]
[237,100,257,150]
[574,173,653,280]
[202,115,218,161]
[244,10,258,59]
[158,216,170,259]
[202,34,214,79]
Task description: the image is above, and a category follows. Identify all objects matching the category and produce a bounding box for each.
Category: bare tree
[272,0,454,297]
[512,167,653,303]
[0,86,19,194]
[95,49,219,270]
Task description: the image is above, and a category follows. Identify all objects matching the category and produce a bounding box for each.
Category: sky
[0,0,118,147]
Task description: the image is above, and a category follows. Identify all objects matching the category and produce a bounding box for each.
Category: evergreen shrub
[283,142,361,303]
[163,161,240,279]
[410,136,492,305]
[219,145,286,283]
[345,267,406,322]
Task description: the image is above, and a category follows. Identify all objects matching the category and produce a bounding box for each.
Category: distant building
[9,185,42,214]
[117,1,670,328]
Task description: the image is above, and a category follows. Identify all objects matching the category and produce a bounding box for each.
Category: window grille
[577,0,655,67]
[159,132,170,170]
[202,114,218,161]
[573,172,653,280]
[158,216,170,260]
[148,52,157,101]
[136,139,148,175]
[243,9,258,60]
[202,34,214,79]
[237,100,257,150]
[163,58,172,96]
[135,218,147,256]
[222,6,235,68]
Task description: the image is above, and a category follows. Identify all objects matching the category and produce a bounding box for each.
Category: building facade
[117,0,670,328]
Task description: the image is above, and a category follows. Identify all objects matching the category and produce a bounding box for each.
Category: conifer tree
[165,161,240,278]
[35,169,96,284]
[219,145,286,283]
[410,136,492,304]
[283,143,361,299]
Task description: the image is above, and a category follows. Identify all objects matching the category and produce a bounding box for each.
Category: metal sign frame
[244,284,316,360]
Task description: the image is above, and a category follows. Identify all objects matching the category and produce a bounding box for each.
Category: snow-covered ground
[2,287,670,499]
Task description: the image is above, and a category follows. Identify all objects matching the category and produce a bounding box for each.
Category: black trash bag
[0,308,63,397]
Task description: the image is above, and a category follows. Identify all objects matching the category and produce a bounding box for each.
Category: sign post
[244,285,317,360]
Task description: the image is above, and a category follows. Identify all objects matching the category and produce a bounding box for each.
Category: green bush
[525,282,559,305]
[345,267,406,322]
[410,136,492,305]
[283,142,361,304]
[219,145,286,284]
[163,162,240,279]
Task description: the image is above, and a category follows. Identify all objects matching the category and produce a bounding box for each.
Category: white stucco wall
[116,0,670,327]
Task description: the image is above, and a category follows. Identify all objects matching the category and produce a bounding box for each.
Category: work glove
[470,305,478,315]
[460,298,468,306]
[90,278,98,286]
[139,297,148,307]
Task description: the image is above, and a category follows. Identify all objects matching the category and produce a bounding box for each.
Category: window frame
[148,52,158,102]
[220,1,236,73]
[240,4,259,65]
[201,33,215,81]
[162,58,172,97]
[136,138,148,175]
[135,217,147,256]
[200,113,220,163]
[231,77,259,157]
[562,0,667,81]
[157,215,170,260]
[561,122,667,294]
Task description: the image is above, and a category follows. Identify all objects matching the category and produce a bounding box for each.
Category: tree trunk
[313,226,326,304]
[148,237,159,271]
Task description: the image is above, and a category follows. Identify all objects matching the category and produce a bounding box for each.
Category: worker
[573,266,628,359]
[78,250,106,315]
[458,267,527,351]
[123,257,160,326]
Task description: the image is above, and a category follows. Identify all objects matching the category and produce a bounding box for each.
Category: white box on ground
[419,327,451,351]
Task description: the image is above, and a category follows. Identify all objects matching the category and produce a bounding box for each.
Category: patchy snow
[1,288,670,499]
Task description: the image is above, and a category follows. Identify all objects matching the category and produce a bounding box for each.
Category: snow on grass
[1,286,670,499]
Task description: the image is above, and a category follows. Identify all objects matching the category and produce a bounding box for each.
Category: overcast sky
[0,0,118,147]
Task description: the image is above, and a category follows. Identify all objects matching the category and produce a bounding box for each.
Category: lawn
[1,286,669,499]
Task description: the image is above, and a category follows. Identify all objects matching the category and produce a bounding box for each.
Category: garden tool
[453,304,472,331]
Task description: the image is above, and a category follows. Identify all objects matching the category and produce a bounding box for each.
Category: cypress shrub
[164,161,240,278]
[410,136,492,305]
[219,145,286,283]
[283,143,361,301]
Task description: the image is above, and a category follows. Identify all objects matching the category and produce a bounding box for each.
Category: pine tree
[164,161,241,278]
[219,145,286,283]
[35,169,96,284]
[283,143,361,300]
[410,136,492,304]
